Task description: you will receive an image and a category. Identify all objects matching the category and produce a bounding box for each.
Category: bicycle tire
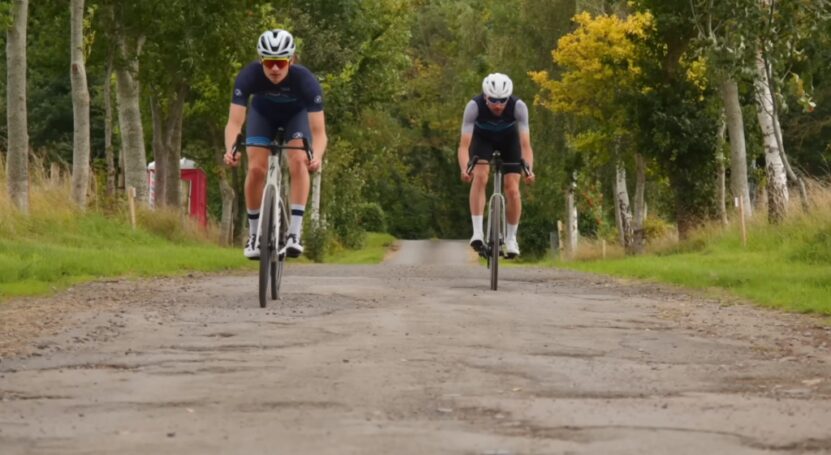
[490,197,501,291]
[259,186,276,308]
[272,198,289,300]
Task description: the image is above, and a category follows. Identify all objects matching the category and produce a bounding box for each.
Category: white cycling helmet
[482,73,513,99]
[257,29,296,58]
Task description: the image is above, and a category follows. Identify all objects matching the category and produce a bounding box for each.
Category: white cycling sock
[472,215,484,238]
[507,223,518,241]
[289,204,305,239]
[247,209,260,237]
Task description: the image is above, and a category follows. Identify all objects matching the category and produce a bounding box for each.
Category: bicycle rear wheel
[271,198,289,300]
[490,198,501,291]
[259,186,276,308]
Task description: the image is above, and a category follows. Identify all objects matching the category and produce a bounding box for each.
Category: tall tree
[5,0,29,214]
[688,0,760,219]
[70,0,91,208]
[110,2,148,202]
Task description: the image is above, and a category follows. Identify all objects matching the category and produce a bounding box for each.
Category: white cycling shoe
[469,234,484,252]
[280,234,304,258]
[505,239,520,259]
[244,234,260,260]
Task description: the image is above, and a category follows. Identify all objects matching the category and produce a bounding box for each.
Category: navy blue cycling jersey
[473,95,517,135]
[461,95,529,139]
[231,61,324,118]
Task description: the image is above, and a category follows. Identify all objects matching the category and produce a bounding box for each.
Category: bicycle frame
[255,150,285,248]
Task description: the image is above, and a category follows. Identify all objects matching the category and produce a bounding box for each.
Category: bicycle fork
[483,170,507,259]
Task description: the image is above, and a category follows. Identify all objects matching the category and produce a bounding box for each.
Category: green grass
[324,232,396,264]
[0,186,397,298]
[550,212,831,316]
[0,212,252,298]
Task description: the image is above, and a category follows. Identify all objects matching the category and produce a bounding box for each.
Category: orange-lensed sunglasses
[261,58,291,70]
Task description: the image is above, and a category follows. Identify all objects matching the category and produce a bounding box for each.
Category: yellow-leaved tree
[530,11,655,254]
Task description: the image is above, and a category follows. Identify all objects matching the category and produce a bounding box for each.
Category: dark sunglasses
[487,97,509,104]
[261,58,290,70]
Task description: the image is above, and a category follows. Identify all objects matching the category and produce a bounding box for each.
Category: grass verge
[549,197,831,316]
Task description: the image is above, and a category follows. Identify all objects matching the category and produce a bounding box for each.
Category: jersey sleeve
[231,64,256,106]
[515,100,530,133]
[460,100,478,134]
[300,71,325,113]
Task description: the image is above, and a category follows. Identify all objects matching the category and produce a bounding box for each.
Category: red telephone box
[147,158,208,227]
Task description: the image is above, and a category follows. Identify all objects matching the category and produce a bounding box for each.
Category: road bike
[466,151,531,291]
[232,130,312,308]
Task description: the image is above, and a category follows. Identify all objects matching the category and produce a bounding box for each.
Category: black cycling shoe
[469,236,484,252]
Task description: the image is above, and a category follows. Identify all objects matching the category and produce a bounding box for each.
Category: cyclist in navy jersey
[458,73,535,258]
[224,29,328,259]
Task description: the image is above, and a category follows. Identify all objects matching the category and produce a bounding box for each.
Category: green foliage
[357,202,387,232]
[302,221,330,263]
[323,140,367,249]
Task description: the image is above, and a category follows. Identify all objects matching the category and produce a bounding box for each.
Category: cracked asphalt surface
[1,240,830,454]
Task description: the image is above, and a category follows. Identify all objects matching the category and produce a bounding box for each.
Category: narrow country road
[1,240,829,454]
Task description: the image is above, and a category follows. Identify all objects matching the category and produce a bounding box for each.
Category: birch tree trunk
[114,31,148,203]
[715,111,728,225]
[149,84,187,210]
[754,49,789,223]
[720,78,752,219]
[164,86,186,210]
[150,100,166,207]
[565,172,578,258]
[615,161,634,254]
[633,153,647,253]
[70,0,91,209]
[310,171,322,227]
[5,0,30,214]
[104,51,116,198]
[219,170,236,245]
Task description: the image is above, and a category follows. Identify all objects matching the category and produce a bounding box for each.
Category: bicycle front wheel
[259,186,276,308]
[272,198,289,300]
[490,197,501,291]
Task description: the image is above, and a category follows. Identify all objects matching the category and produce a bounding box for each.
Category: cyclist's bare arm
[308,111,327,172]
[514,100,535,183]
[458,132,474,182]
[458,100,478,181]
[224,104,247,166]
[519,131,536,184]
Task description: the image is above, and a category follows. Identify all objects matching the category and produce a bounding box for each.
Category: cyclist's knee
[504,178,521,198]
[287,153,308,173]
[247,164,266,180]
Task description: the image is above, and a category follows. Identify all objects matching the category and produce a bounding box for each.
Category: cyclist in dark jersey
[223,29,328,259]
[458,73,535,258]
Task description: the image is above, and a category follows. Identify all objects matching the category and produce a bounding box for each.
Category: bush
[358,202,387,232]
[303,222,330,263]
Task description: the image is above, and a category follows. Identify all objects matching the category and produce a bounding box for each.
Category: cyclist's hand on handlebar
[308,157,322,173]
[460,169,473,183]
[224,149,241,167]
[524,170,536,185]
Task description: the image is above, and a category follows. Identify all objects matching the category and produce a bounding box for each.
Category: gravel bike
[466,151,531,291]
[232,130,312,307]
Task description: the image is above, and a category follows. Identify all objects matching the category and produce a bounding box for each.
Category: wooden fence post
[128,186,137,230]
